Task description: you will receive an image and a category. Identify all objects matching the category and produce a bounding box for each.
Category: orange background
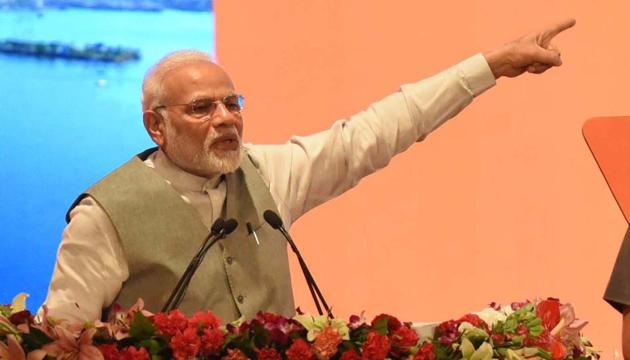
[216,1,629,356]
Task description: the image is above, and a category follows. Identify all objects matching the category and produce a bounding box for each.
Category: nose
[209,101,240,128]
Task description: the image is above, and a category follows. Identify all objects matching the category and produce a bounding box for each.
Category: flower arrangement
[0,294,598,360]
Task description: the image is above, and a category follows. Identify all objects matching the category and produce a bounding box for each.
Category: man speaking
[42,19,575,322]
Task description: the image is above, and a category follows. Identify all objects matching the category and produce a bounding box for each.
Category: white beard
[163,119,242,177]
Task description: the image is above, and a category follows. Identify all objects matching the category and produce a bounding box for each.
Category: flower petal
[7,335,26,360]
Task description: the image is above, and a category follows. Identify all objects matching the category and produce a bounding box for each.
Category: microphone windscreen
[211,218,225,235]
[263,209,283,229]
[223,219,238,235]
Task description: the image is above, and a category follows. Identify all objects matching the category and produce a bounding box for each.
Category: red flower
[390,326,418,355]
[339,350,361,360]
[201,328,225,354]
[491,334,505,344]
[154,310,189,337]
[536,299,561,331]
[549,338,568,360]
[222,348,250,360]
[98,343,121,360]
[119,346,150,360]
[412,343,435,360]
[457,314,489,332]
[256,312,284,324]
[436,320,459,345]
[190,310,222,330]
[286,339,313,360]
[257,347,282,360]
[8,310,33,325]
[371,314,402,333]
[171,327,201,360]
[313,326,342,360]
[526,333,567,360]
[361,331,391,360]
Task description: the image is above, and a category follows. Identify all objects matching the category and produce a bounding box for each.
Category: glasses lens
[189,99,216,118]
[223,94,244,113]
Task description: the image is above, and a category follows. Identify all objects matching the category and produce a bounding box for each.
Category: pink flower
[42,326,104,360]
[312,326,342,360]
[286,339,313,360]
[170,327,201,360]
[0,334,47,360]
[435,320,459,345]
[361,331,390,360]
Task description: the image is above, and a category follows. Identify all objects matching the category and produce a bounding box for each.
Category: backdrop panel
[216,1,629,355]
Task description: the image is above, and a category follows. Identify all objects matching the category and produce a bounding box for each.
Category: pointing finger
[540,18,576,45]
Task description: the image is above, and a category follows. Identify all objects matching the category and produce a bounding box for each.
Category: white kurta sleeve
[41,197,129,322]
[248,54,495,226]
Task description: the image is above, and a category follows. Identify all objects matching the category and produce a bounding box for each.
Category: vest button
[237,294,244,303]
[226,256,234,265]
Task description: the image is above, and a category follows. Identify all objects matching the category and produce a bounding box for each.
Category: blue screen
[0,5,215,309]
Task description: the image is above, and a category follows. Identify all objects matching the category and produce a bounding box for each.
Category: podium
[583,116,630,223]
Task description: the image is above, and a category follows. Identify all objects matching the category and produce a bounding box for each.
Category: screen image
[0,0,214,309]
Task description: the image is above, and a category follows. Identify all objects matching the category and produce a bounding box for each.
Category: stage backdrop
[215,1,629,356]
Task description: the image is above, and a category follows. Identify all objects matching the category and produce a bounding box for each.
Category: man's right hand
[483,18,576,79]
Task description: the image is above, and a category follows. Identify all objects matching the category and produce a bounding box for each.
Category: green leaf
[0,305,11,317]
[510,335,524,346]
[140,339,163,354]
[372,316,389,335]
[526,318,542,327]
[129,312,156,341]
[536,348,552,360]
[521,347,540,357]
[20,327,53,352]
[529,325,544,337]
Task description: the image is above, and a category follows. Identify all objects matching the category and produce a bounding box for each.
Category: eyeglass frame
[151,93,245,120]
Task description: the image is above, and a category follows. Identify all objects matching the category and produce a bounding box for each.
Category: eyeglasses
[153,94,244,119]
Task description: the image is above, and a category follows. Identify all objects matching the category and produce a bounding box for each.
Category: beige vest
[68,148,295,322]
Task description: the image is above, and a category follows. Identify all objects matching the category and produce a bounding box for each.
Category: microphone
[263,210,333,318]
[162,218,238,312]
[222,219,238,235]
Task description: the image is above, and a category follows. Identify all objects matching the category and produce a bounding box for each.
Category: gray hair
[141,50,214,111]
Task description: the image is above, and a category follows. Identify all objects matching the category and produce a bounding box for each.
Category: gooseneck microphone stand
[162,218,238,312]
[263,209,333,318]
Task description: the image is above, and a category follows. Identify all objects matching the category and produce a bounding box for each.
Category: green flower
[293,315,350,341]
[460,338,493,360]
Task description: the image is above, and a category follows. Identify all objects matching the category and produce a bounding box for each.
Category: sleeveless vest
[67,148,295,322]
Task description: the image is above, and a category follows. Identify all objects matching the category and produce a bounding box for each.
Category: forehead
[162,61,235,102]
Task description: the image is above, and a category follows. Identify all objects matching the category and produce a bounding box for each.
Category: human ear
[143,110,167,147]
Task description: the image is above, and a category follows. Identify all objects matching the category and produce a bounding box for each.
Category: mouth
[210,134,240,151]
